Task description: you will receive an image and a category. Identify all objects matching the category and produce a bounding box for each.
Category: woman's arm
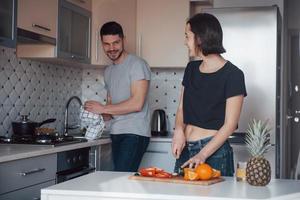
[172,86,187,159]
[182,95,244,168]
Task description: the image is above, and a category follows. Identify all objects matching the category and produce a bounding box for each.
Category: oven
[56,147,95,183]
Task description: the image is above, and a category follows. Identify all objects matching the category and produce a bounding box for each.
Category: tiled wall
[0,46,82,137]
[0,45,184,137]
[82,67,184,132]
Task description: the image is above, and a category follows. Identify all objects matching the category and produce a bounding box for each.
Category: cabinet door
[17,0,58,38]
[71,10,90,62]
[59,6,72,55]
[0,180,55,200]
[66,0,91,11]
[137,0,189,68]
[58,0,91,63]
[0,0,17,48]
[91,0,136,66]
[139,141,176,172]
[0,154,57,195]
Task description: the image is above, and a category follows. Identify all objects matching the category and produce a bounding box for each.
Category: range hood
[17,28,56,45]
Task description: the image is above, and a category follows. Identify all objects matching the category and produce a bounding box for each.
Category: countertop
[41,171,300,200]
[0,138,111,163]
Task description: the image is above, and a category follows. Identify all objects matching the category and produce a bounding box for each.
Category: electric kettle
[151,109,168,136]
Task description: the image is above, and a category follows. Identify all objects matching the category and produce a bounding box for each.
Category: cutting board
[129,175,224,185]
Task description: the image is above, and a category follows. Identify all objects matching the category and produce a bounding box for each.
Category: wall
[0,46,82,137]
[81,67,184,133]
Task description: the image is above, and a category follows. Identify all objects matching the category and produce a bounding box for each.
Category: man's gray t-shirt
[104,54,151,137]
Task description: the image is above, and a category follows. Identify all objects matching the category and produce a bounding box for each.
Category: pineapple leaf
[245,119,272,157]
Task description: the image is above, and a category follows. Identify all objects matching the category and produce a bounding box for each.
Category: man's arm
[84,79,149,115]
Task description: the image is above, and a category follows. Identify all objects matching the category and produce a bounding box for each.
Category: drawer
[0,154,57,195]
[146,141,172,153]
[140,141,176,172]
[0,180,55,200]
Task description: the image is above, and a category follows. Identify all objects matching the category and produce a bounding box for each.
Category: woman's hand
[172,129,186,159]
[84,100,105,114]
[181,151,207,169]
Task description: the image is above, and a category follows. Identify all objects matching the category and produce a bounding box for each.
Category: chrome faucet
[64,96,82,135]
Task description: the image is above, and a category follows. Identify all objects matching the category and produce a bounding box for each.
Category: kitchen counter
[0,138,111,163]
[41,171,300,200]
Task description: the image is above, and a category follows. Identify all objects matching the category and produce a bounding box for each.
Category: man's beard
[107,49,124,61]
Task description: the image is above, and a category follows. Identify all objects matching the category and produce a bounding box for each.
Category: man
[84,21,151,172]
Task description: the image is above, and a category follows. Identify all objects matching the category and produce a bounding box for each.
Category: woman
[172,13,247,176]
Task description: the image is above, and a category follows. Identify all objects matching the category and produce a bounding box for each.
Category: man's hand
[84,100,105,114]
[172,129,186,159]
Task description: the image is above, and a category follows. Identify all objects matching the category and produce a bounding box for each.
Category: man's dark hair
[100,21,124,39]
[187,13,226,56]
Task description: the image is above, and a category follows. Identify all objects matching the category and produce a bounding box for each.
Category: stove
[0,134,88,146]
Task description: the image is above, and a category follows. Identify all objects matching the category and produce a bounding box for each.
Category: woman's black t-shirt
[182,60,247,130]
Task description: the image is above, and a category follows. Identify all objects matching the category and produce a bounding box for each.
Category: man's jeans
[110,134,150,172]
[174,136,234,176]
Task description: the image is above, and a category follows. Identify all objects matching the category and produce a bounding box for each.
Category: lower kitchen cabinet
[0,180,55,200]
[0,154,57,200]
[91,143,113,171]
[139,140,176,172]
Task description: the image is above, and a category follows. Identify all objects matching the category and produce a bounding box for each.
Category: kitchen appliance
[151,109,168,136]
[199,6,280,177]
[12,115,56,136]
[0,134,87,146]
[56,147,95,183]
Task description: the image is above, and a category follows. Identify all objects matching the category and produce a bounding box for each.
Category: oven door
[56,166,95,183]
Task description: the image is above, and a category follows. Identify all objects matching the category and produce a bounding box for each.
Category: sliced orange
[195,163,213,180]
[183,168,199,181]
[212,169,221,178]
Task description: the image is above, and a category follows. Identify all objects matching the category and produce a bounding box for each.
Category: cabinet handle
[147,150,168,154]
[32,24,51,32]
[20,168,46,176]
[33,197,40,200]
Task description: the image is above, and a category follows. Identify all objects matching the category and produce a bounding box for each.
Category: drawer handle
[147,150,168,154]
[20,168,46,176]
[32,24,51,32]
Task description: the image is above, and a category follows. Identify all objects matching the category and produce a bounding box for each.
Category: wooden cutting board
[129,175,224,185]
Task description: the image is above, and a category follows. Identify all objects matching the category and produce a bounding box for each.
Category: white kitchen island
[41,171,300,200]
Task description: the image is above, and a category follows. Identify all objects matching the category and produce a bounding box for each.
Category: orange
[212,169,221,178]
[183,168,199,181]
[195,163,213,180]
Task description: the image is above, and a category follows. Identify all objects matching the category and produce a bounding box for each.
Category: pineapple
[245,119,272,186]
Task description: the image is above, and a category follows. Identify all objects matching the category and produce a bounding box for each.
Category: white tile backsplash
[0,46,82,137]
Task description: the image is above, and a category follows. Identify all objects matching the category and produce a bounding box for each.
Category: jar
[236,161,247,181]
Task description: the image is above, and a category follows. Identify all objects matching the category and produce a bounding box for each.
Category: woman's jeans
[110,134,150,172]
[174,136,234,176]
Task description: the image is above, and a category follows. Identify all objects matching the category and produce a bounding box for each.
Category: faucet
[64,96,82,135]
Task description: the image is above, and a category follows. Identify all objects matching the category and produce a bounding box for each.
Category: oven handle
[57,167,95,181]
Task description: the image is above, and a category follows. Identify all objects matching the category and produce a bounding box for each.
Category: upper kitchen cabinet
[17,0,91,64]
[91,0,136,66]
[66,0,91,11]
[0,0,17,48]
[17,0,58,40]
[58,0,91,63]
[137,0,189,68]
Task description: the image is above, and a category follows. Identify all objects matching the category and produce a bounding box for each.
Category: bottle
[236,161,247,181]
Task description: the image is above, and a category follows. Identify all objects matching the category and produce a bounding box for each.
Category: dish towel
[80,108,105,140]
